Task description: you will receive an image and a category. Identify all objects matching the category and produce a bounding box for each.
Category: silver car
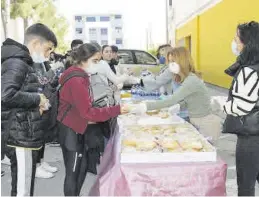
[117,49,161,87]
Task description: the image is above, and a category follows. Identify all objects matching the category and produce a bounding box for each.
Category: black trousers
[236,135,259,196]
[36,144,45,164]
[61,144,88,196]
[5,146,40,196]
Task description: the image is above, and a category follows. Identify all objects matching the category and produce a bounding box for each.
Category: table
[89,123,227,196]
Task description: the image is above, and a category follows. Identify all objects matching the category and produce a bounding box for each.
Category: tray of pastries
[120,124,216,163]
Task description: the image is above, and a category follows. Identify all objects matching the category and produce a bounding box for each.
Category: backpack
[43,70,116,142]
[42,71,88,143]
[89,73,116,107]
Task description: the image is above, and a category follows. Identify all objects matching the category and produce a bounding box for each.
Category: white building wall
[1,17,25,44]
[73,14,124,48]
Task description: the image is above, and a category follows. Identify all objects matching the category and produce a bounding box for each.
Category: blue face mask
[159,56,166,64]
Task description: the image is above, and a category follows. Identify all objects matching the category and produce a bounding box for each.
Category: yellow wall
[176,0,259,88]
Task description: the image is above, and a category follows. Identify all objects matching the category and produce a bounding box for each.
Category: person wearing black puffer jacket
[223,21,259,196]
[1,23,57,196]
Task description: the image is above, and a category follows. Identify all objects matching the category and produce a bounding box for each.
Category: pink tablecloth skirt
[89,125,227,196]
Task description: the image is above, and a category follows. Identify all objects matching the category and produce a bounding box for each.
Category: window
[90,40,97,44]
[86,16,96,22]
[100,16,110,22]
[116,38,123,45]
[89,28,97,35]
[75,28,83,34]
[101,40,108,45]
[101,28,108,35]
[118,50,134,64]
[134,51,157,65]
[115,27,122,33]
[169,0,172,6]
[115,15,122,19]
[75,16,82,22]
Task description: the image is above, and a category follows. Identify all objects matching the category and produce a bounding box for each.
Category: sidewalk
[1,84,258,196]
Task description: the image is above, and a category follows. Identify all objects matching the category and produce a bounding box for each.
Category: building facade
[170,0,259,88]
[73,14,124,48]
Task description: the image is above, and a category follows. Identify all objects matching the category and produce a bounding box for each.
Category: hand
[121,104,130,114]
[128,76,141,84]
[168,104,180,115]
[39,94,48,107]
[117,83,123,90]
[130,103,147,115]
[39,107,44,115]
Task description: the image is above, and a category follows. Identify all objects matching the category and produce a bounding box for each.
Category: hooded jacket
[57,66,121,134]
[1,38,46,148]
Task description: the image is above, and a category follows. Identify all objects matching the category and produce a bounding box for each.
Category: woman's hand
[121,104,130,114]
[168,104,180,115]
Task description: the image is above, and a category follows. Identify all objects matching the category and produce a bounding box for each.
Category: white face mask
[231,40,240,56]
[84,62,97,73]
[31,52,46,63]
[168,62,180,74]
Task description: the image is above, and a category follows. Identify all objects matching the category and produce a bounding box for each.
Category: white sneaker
[41,162,58,173]
[1,156,11,166]
[35,166,54,179]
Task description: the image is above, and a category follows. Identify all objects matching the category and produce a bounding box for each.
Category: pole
[165,0,169,44]
[146,28,149,50]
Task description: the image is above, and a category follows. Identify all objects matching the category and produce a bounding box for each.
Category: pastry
[158,112,169,119]
[146,110,160,115]
[136,141,156,151]
[122,139,137,147]
[161,140,180,150]
[180,141,203,151]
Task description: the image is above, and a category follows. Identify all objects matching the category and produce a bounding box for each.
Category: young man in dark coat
[1,23,57,196]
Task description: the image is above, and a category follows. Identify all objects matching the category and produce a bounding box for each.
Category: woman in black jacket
[223,21,259,196]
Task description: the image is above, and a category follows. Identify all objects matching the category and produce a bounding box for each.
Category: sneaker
[1,156,11,166]
[35,165,54,179]
[41,162,58,173]
[1,171,5,177]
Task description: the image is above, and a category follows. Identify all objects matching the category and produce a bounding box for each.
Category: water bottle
[135,85,140,100]
[143,89,147,99]
[154,90,160,100]
[146,91,151,100]
[131,85,136,100]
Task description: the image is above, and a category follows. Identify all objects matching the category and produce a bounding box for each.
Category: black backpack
[42,71,88,143]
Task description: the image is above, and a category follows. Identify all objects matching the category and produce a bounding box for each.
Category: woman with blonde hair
[130,47,221,143]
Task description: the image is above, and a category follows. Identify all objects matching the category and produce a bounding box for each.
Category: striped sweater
[224,67,259,116]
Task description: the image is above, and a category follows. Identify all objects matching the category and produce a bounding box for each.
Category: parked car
[117,49,162,88]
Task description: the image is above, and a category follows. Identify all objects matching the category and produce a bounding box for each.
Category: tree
[4,0,69,53]
[148,48,158,57]
[1,0,10,39]
[10,0,43,30]
[34,0,69,53]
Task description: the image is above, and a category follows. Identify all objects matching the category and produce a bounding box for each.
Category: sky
[56,0,167,50]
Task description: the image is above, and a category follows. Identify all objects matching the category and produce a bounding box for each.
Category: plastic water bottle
[154,90,160,100]
[135,85,140,100]
[131,85,136,99]
[139,87,144,100]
